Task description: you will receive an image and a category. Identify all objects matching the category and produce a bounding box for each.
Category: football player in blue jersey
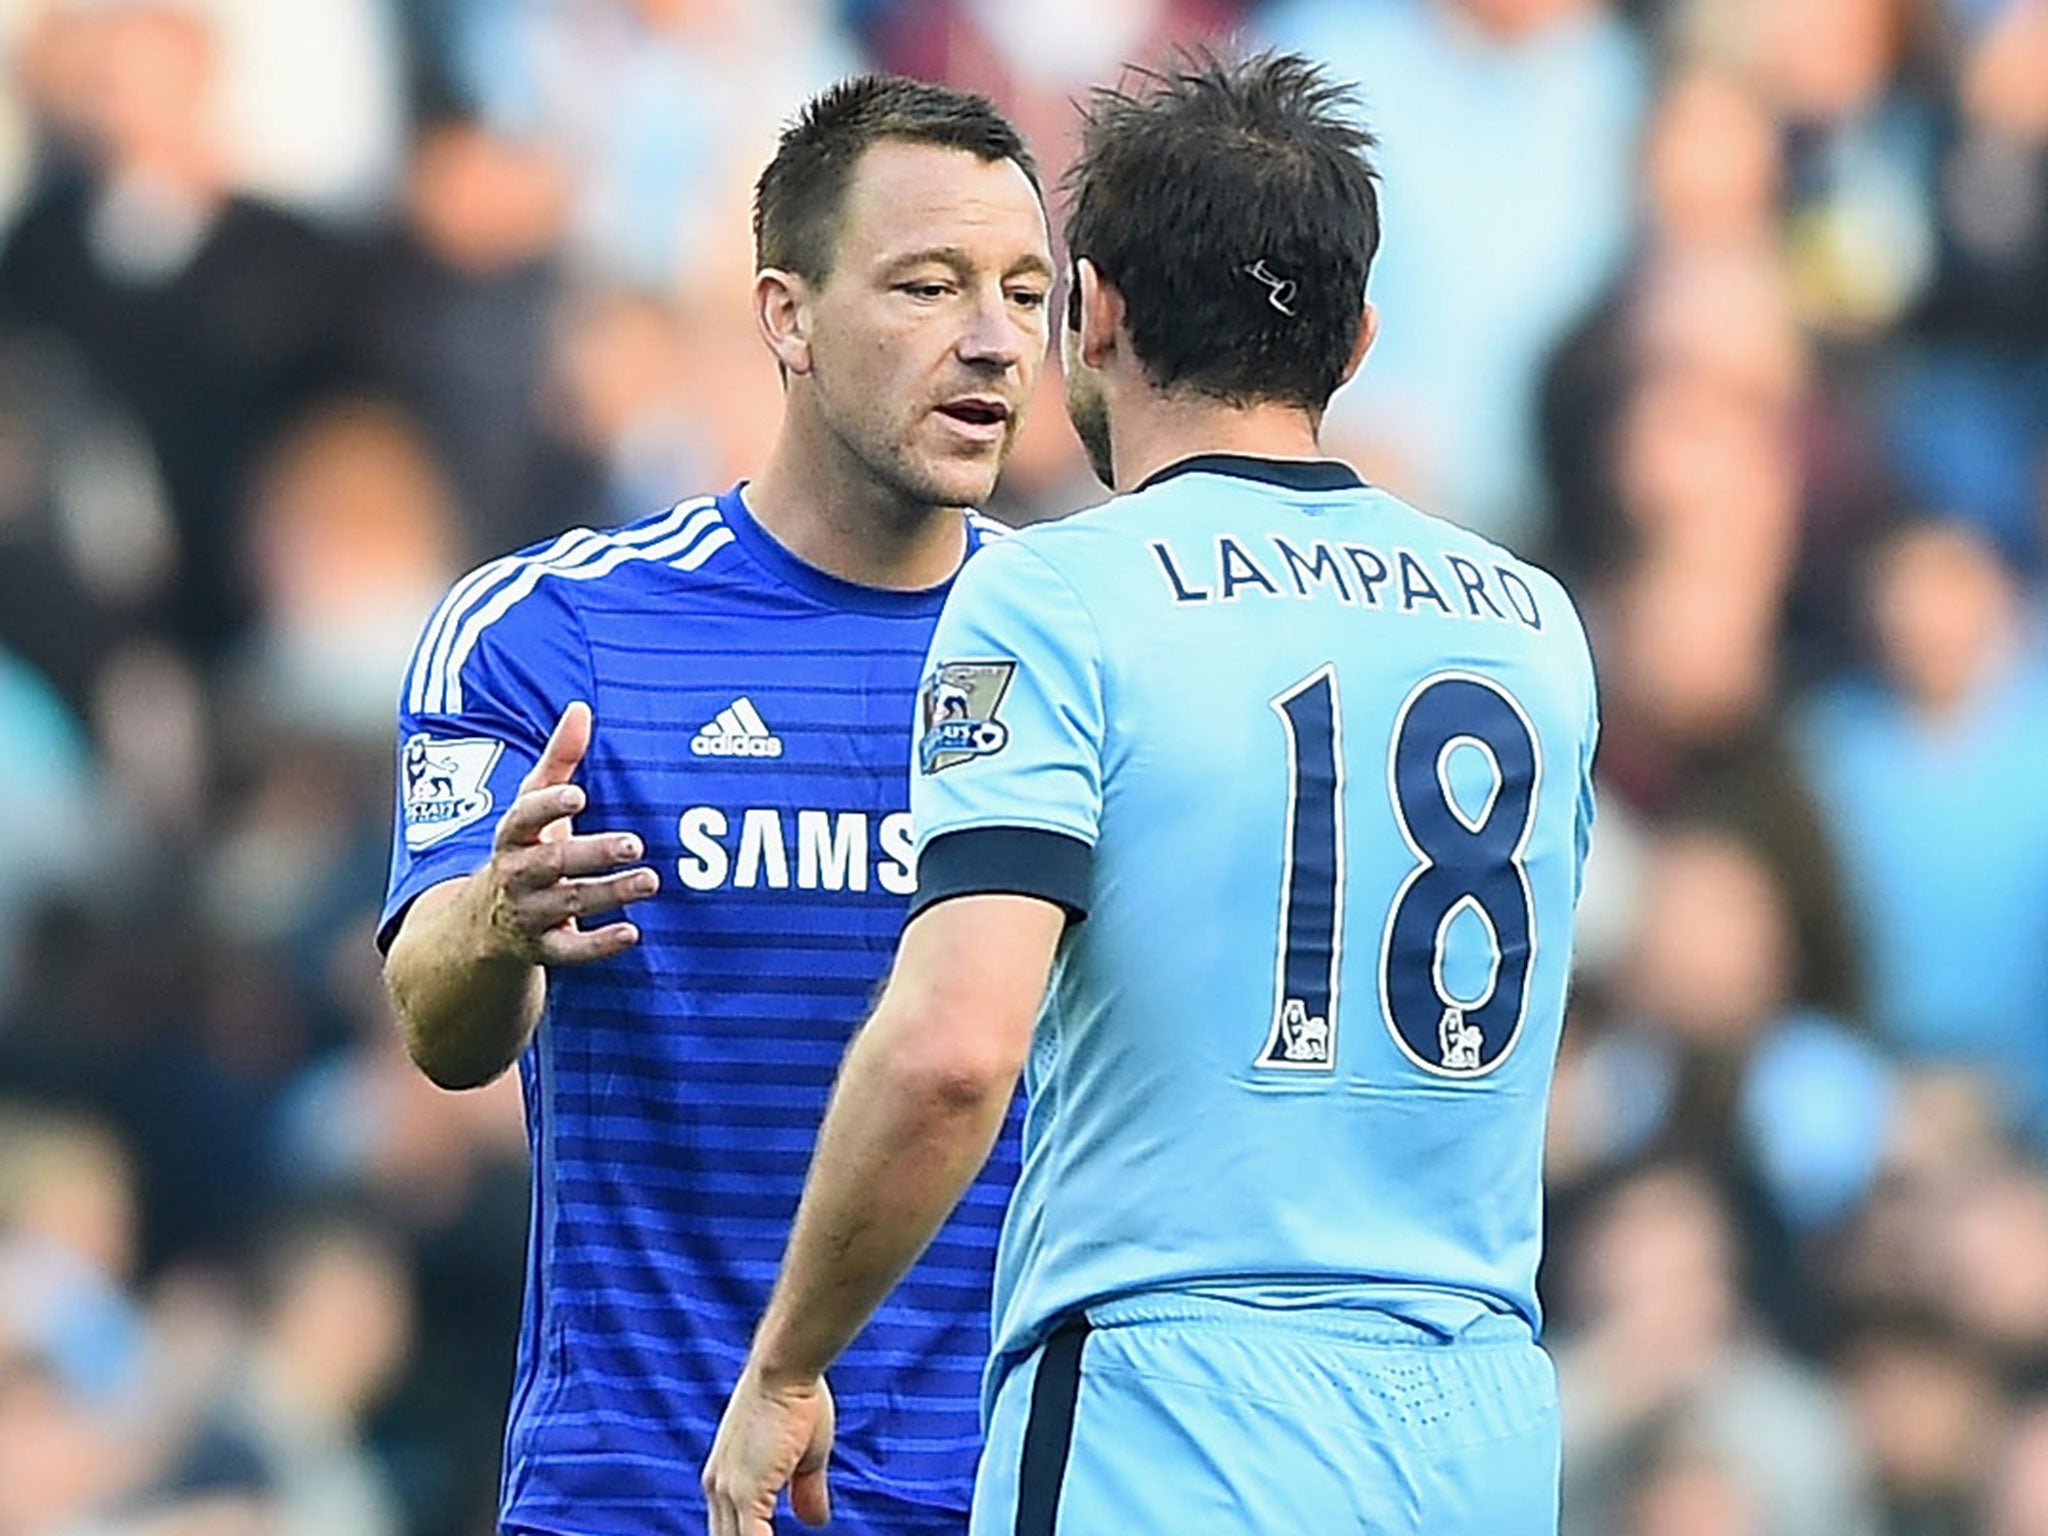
[379,77,1053,1536]
[708,52,1597,1536]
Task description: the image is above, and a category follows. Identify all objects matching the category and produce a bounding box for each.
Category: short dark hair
[754,75,1041,284]
[1063,51,1381,412]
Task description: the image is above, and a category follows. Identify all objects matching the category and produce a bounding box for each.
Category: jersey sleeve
[910,536,1106,922]
[379,570,593,951]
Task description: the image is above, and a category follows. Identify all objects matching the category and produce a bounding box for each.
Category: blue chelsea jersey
[382,488,1016,1536]
[910,457,1599,1382]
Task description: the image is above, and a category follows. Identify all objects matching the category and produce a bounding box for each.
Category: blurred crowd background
[1,0,2046,1533]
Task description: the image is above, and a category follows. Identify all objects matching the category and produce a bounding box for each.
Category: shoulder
[1426,506,1589,644]
[994,493,1154,568]
[959,507,1134,607]
[436,496,731,629]
[403,497,731,713]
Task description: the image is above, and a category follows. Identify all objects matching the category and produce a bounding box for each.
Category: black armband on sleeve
[910,828,1093,923]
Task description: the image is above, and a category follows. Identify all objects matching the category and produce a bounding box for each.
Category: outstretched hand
[703,1368,836,1536]
[482,701,658,965]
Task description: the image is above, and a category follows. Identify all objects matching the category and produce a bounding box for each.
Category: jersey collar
[715,484,977,617]
[1134,454,1366,494]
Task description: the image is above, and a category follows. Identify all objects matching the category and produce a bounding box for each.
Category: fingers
[491,865,657,967]
[495,783,586,851]
[501,831,649,891]
[791,1380,835,1528]
[704,1376,831,1536]
[516,867,661,928]
[533,919,641,966]
[519,700,594,794]
[703,1458,778,1536]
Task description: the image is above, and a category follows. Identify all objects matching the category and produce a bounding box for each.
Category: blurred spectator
[0,1353,135,1536]
[1830,1068,2011,1320]
[1259,0,1651,543]
[1927,1162,2048,1373]
[0,327,176,719]
[273,961,527,1536]
[1889,0,2048,565]
[91,638,211,842]
[359,111,592,553]
[143,1214,413,1536]
[1592,550,1865,1021]
[1543,64,1801,584]
[0,0,367,658]
[1991,1399,2048,1536]
[1555,1161,1882,1536]
[201,0,407,221]
[0,1108,147,1411]
[1622,1440,1770,1536]
[437,0,860,290]
[1735,0,1944,341]
[1797,518,2048,1139]
[863,0,1243,172]
[1551,822,1895,1351]
[0,646,102,994]
[544,282,735,517]
[238,397,462,741]
[1842,1310,2005,1536]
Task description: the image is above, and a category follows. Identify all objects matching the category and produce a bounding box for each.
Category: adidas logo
[691,697,784,758]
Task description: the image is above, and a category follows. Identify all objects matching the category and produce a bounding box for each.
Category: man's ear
[755,268,814,376]
[1073,258,1124,372]
[1338,301,1379,389]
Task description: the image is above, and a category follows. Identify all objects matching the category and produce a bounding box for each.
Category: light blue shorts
[971,1296,1559,1536]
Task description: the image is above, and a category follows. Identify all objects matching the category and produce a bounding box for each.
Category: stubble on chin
[1068,388,1114,490]
[880,438,1005,514]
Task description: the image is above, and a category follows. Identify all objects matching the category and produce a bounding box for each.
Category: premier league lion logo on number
[1278,998,1331,1065]
[918,660,1016,773]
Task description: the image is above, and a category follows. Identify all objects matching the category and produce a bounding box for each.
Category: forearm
[383,875,544,1089]
[749,1007,1015,1383]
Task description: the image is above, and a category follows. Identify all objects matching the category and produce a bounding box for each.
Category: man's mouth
[935,397,1012,434]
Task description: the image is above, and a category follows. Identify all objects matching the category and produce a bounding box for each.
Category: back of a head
[1063,51,1381,413]
[753,74,1041,285]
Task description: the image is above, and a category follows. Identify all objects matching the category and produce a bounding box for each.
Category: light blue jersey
[911,456,1598,1388]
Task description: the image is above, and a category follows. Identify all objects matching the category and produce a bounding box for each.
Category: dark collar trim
[1134,453,1366,494]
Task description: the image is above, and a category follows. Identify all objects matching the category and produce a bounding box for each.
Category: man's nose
[955,286,1026,369]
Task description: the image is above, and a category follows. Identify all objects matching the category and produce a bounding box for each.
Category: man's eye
[899,282,950,300]
[1010,289,1050,311]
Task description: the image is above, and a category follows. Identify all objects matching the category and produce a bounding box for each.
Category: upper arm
[910,537,1107,924]
[380,564,592,951]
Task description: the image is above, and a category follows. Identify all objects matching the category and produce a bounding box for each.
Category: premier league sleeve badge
[918,660,1016,774]
[401,732,506,848]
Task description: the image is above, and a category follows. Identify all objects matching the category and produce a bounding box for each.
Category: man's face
[1062,317,1115,489]
[801,142,1052,510]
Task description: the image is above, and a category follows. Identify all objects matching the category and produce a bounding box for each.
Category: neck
[744,408,968,591]
[1110,392,1328,493]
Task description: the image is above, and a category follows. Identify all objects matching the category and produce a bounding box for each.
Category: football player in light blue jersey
[707,53,1596,1536]
[381,78,1055,1536]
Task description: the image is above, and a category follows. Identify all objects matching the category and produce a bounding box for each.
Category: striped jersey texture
[381,486,1017,1535]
